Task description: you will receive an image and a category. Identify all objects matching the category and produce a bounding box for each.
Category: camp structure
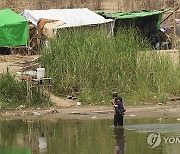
[97,9,171,50]
[21,8,114,52]
[0,9,28,48]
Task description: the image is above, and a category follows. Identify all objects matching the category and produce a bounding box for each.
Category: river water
[0,118,180,154]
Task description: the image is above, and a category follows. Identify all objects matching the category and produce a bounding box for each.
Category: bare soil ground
[0,54,40,75]
[0,100,180,121]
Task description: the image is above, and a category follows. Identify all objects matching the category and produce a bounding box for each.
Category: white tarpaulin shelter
[21,8,113,28]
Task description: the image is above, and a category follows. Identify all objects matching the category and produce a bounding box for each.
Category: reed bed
[41,28,180,105]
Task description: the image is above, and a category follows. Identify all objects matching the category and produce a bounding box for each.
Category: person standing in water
[113,96,126,126]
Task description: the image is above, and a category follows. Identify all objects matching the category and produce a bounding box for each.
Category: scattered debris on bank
[0,102,180,120]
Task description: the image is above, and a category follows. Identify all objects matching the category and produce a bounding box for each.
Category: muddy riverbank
[0,101,180,121]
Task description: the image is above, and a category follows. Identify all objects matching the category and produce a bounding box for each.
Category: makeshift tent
[97,9,170,30]
[97,9,171,49]
[21,8,114,50]
[0,9,28,47]
[97,9,170,19]
[21,8,113,28]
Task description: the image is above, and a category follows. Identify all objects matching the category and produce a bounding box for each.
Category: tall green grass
[41,28,180,105]
[0,72,26,107]
[0,72,51,109]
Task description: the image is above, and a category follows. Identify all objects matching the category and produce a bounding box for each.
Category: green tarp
[0,9,28,47]
[97,8,170,19]
[97,9,170,30]
[0,147,31,154]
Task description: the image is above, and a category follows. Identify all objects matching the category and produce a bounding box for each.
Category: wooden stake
[173,7,177,49]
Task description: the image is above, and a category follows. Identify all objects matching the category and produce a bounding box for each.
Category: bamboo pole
[173,7,177,49]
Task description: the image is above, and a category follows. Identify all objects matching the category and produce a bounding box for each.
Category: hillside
[0,0,179,13]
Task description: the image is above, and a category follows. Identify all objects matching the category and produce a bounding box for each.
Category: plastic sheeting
[43,21,65,38]
[0,9,28,47]
[0,147,31,154]
[21,8,113,29]
[97,9,170,19]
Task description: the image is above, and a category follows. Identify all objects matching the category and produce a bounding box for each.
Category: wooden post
[26,79,32,104]
[26,78,52,104]
[173,6,177,49]
[26,80,29,103]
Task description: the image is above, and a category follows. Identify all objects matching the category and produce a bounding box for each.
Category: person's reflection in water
[114,127,125,154]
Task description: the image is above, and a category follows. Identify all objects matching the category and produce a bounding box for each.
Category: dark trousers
[114,114,123,126]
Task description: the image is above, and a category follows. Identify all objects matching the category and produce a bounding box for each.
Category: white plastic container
[37,68,45,79]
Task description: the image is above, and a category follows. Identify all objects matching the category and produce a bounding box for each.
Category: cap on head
[112,92,118,98]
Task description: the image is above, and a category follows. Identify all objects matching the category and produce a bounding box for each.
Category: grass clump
[41,28,180,105]
[0,72,51,109]
[0,72,26,108]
